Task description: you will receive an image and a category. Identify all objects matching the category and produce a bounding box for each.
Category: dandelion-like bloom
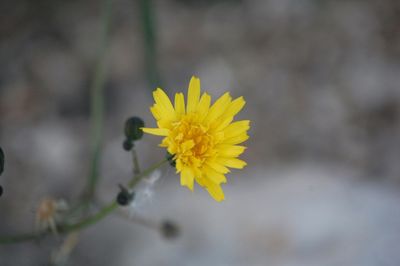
[142,76,250,201]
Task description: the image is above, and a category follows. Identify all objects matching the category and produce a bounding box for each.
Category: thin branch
[139,0,160,89]
[0,159,167,245]
[132,147,141,175]
[86,0,113,200]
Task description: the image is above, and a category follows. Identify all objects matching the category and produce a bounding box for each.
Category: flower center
[171,115,216,168]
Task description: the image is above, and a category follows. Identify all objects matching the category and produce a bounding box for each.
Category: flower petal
[205,161,230,174]
[150,105,161,120]
[212,96,246,131]
[225,96,246,118]
[217,144,247,157]
[187,76,201,113]
[223,120,250,139]
[205,92,232,123]
[141,127,169,136]
[213,116,234,132]
[153,88,176,119]
[196,93,211,121]
[216,157,247,169]
[223,133,249,145]
[203,178,225,202]
[202,165,227,184]
[174,92,185,117]
[181,167,194,191]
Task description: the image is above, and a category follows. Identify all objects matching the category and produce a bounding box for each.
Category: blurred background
[1,0,400,265]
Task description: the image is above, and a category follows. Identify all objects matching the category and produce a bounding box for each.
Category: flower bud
[160,220,180,240]
[122,139,134,151]
[0,147,4,175]
[116,184,135,206]
[124,117,145,141]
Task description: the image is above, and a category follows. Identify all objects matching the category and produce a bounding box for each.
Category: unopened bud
[122,139,134,151]
[124,117,145,141]
[116,184,135,206]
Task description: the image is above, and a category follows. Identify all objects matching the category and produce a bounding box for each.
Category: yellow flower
[142,76,250,201]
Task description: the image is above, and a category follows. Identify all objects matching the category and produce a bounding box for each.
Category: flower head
[142,76,250,201]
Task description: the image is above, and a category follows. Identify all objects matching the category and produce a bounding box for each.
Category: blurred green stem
[86,0,113,200]
[139,0,160,89]
[132,147,141,175]
[0,159,167,245]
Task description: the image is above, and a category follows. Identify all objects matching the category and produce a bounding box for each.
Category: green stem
[60,202,118,232]
[132,147,141,175]
[0,232,41,244]
[0,159,167,245]
[139,0,160,89]
[86,0,113,200]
